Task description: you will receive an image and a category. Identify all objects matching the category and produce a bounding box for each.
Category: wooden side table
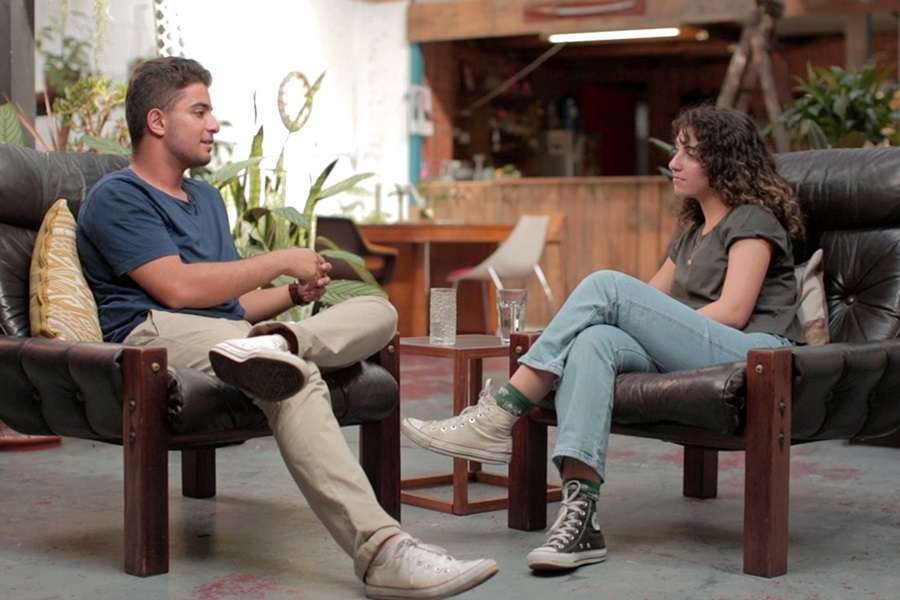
[400,335,561,515]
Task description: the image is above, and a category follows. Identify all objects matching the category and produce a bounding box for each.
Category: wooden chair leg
[743,348,792,577]
[362,407,401,521]
[508,413,549,530]
[361,337,401,521]
[182,448,216,499]
[508,335,547,530]
[683,446,718,499]
[122,347,170,577]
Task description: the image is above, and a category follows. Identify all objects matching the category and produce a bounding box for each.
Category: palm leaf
[80,135,130,154]
[305,159,338,212]
[0,103,26,145]
[321,279,387,305]
[806,120,830,149]
[318,172,375,201]
[320,248,365,267]
[320,249,378,286]
[247,126,264,209]
[209,157,264,187]
[271,206,311,228]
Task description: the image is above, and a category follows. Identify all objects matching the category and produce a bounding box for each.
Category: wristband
[288,282,306,306]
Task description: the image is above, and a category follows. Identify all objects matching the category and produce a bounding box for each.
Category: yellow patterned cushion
[29,199,103,342]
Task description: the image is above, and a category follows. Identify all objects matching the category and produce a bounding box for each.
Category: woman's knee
[568,324,621,360]
[578,269,622,293]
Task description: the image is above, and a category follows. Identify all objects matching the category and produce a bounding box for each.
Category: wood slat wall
[422,176,679,325]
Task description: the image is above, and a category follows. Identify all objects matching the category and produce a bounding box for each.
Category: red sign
[524,0,647,22]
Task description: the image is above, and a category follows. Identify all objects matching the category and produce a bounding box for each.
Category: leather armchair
[507,147,900,577]
[0,144,401,577]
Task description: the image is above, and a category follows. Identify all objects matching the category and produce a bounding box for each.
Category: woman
[402,105,806,572]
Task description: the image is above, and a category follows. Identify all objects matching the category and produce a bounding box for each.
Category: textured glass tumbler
[497,288,527,344]
[429,287,457,345]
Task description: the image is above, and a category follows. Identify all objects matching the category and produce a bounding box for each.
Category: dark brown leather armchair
[507,147,900,577]
[0,144,401,577]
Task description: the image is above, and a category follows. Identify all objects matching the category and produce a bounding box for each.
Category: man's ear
[145,108,166,137]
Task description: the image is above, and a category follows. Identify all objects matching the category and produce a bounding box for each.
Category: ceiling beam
[408,0,756,43]
[783,0,900,17]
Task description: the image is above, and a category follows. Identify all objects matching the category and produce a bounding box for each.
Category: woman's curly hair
[671,105,805,240]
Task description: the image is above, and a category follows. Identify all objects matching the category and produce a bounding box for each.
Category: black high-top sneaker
[526,480,607,571]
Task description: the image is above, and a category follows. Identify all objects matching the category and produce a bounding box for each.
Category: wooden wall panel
[423,177,677,327]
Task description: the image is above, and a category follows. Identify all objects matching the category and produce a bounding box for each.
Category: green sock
[566,478,601,499]
[494,382,533,416]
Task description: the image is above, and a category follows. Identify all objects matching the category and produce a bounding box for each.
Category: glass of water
[497,288,527,344]
[429,287,457,345]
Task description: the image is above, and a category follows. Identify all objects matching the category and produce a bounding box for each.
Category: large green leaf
[305,159,339,211]
[321,279,387,305]
[0,103,26,145]
[272,206,312,228]
[247,126,264,209]
[320,248,378,285]
[80,135,130,154]
[209,157,264,187]
[320,248,365,267]
[316,235,339,250]
[318,172,375,201]
[806,120,830,149]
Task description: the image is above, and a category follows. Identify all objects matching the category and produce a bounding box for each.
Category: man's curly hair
[671,105,805,240]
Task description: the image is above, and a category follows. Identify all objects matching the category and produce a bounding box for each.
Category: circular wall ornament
[278,71,314,133]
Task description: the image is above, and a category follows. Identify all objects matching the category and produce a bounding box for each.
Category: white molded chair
[447,215,555,329]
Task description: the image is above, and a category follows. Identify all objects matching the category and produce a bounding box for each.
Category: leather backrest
[776,148,900,343]
[0,144,128,336]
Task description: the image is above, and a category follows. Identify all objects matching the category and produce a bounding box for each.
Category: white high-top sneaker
[209,334,311,402]
[401,380,519,464]
[365,533,498,599]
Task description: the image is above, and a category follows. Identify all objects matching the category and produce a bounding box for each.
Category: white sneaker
[209,334,310,402]
[401,380,518,464]
[365,533,498,599]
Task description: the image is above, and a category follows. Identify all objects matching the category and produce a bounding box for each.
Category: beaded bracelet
[288,282,306,306]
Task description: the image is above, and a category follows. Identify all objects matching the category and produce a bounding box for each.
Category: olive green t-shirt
[668,204,805,343]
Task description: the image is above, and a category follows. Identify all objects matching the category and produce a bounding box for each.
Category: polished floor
[1,355,898,600]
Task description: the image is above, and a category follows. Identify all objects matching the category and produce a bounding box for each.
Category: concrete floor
[2,356,899,600]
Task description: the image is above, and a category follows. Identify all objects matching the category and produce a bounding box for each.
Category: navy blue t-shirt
[77,168,246,343]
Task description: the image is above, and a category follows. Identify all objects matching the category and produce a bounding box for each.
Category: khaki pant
[124,296,402,580]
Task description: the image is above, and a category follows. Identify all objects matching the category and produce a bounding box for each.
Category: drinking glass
[497,288,527,344]
[429,287,457,345]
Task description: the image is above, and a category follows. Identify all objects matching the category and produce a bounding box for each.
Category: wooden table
[360,222,513,337]
[399,335,561,515]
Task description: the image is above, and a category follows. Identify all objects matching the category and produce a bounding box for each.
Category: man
[77,56,497,599]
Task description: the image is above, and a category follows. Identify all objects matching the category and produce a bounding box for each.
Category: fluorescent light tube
[548,27,681,43]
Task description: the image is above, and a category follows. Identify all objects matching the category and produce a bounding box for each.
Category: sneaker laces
[544,482,591,550]
[393,536,457,574]
[432,379,500,432]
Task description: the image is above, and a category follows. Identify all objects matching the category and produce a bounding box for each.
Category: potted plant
[774,60,900,149]
[206,71,384,320]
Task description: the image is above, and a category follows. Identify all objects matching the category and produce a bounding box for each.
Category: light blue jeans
[518,270,792,481]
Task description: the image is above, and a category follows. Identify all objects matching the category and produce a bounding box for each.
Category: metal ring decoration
[278,71,313,133]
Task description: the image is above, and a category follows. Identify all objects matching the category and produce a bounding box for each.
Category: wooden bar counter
[419,176,680,326]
